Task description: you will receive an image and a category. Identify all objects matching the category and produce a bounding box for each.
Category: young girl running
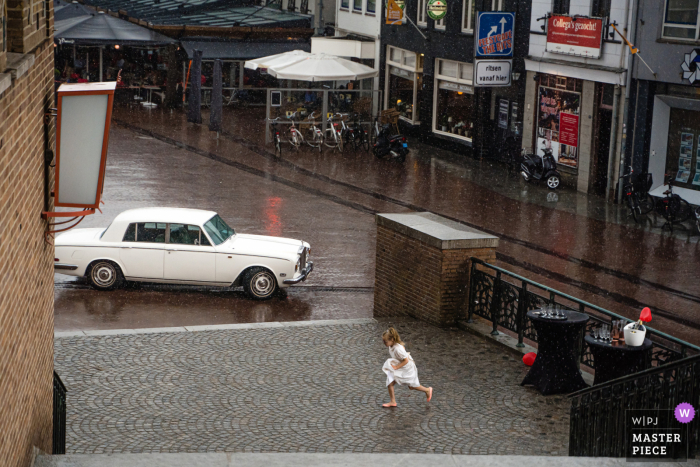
[381,327,433,407]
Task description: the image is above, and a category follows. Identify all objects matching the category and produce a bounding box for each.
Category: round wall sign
[427,0,447,21]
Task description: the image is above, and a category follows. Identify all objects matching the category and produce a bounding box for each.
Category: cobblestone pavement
[54,320,570,455]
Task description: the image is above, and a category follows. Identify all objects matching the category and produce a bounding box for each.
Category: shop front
[433,59,475,142]
[385,45,423,126]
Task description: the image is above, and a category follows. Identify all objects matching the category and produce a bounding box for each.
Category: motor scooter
[373,124,408,162]
[520,144,561,190]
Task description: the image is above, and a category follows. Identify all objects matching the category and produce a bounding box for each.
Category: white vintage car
[54,207,312,300]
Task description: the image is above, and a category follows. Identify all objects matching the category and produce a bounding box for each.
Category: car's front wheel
[87,260,124,291]
[242,267,278,300]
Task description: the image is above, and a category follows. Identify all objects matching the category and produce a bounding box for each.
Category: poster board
[546,16,603,59]
[536,86,580,168]
[386,0,404,24]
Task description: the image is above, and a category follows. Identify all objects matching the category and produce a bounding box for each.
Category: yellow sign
[327,112,334,119]
[386,0,403,24]
[286,111,294,117]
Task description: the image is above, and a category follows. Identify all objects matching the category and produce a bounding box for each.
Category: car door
[119,222,166,279]
[163,223,217,283]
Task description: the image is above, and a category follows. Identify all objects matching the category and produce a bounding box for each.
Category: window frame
[461,0,474,33]
[353,0,363,12]
[385,46,423,125]
[366,0,376,14]
[552,0,570,16]
[661,0,700,41]
[433,58,475,142]
[418,0,427,26]
[590,0,611,18]
[340,0,349,10]
[167,223,211,247]
[435,16,446,30]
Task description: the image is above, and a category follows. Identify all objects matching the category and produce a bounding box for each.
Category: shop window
[662,0,700,40]
[591,0,611,17]
[666,108,700,190]
[434,59,474,141]
[340,0,349,10]
[354,0,362,11]
[367,0,375,14]
[418,0,427,26]
[462,0,475,32]
[386,46,423,124]
[552,0,570,15]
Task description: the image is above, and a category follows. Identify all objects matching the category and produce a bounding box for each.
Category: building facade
[0,0,56,465]
[378,0,531,158]
[623,0,700,206]
[522,0,634,196]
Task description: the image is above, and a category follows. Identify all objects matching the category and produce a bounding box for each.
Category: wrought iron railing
[465,258,700,371]
[53,370,67,455]
[568,354,700,458]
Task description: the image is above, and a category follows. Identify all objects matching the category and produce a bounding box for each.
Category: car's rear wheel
[88,260,124,291]
[242,267,278,300]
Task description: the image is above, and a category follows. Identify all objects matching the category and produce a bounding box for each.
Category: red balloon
[640,307,652,322]
[523,352,536,366]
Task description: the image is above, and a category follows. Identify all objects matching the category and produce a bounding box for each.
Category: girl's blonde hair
[382,327,405,346]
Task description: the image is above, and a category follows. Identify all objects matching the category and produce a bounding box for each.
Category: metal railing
[53,371,67,455]
[466,258,700,371]
[568,354,700,458]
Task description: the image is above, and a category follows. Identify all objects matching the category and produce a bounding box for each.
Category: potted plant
[440,114,448,132]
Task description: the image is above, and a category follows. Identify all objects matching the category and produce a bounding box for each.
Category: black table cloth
[585,335,652,386]
[521,309,590,395]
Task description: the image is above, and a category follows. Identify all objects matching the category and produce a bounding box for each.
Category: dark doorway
[591,84,614,196]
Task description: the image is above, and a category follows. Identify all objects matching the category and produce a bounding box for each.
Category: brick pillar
[374,212,498,327]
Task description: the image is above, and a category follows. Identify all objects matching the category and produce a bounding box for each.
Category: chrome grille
[299,249,307,270]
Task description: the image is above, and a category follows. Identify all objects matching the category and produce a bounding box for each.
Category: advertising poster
[546,16,603,59]
[693,173,700,186]
[386,0,404,24]
[536,86,581,168]
[676,170,691,183]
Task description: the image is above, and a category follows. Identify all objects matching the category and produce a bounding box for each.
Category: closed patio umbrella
[243,49,312,71]
[268,54,378,81]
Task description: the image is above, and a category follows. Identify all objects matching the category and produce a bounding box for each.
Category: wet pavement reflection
[55,104,700,347]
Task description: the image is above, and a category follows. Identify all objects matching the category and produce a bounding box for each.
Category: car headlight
[295,257,300,272]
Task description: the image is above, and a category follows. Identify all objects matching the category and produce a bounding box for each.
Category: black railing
[569,354,700,458]
[53,370,67,455]
[466,258,700,371]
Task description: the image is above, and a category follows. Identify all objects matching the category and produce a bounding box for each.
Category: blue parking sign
[476,12,514,58]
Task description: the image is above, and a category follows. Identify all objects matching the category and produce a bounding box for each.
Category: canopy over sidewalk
[55,11,175,46]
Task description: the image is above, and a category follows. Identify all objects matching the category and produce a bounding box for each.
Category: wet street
[55,104,700,346]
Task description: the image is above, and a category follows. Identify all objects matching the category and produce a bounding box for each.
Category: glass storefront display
[666,108,700,190]
[385,46,423,124]
[433,59,474,141]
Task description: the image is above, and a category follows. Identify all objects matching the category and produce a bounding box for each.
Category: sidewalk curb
[54,318,377,338]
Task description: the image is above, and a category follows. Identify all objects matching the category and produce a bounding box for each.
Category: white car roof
[113,208,219,225]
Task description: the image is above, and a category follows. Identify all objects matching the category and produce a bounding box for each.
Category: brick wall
[7,0,47,54]
[0,38,56,467]
[374,220,497,327]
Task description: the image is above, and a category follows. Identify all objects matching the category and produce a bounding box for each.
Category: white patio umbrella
[268,53,378,81]
[243,50,312,71]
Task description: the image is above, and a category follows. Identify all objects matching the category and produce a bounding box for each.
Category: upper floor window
[418,0,427,26]
[435,16,445,30]
[367,0,375,14]
[462,0,475,32]
[340,0,349,9]
[552,0,570,15]
[354,0,362,11]
[591,0,611,17]
[663,0,700,40]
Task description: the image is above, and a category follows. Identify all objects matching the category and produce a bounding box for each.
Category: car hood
[55,228,106,246]
[222,234,306,260]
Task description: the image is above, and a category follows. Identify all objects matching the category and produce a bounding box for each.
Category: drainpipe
[617,0,638,203]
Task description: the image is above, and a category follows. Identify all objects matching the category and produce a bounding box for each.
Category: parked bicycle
[285,111,305,151]
[267,117,283,157]
[351,114,370,152]
[619,166,655,222]
[370,116,382,146]
[655,174,693,232]
[304,111,324,152]
[324,113,345,153]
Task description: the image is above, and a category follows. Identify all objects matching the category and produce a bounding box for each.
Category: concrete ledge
[459,316,594,387]
[6,52,36,79]
[0,73,11,96]
[376,212,499,250]
[54,318,377,337]
[34,452,688,467]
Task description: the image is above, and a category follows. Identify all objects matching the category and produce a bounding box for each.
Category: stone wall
[374,213,498,327]
[0,37,55,467]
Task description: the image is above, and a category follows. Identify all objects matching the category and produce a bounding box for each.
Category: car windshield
[203,215,235,245]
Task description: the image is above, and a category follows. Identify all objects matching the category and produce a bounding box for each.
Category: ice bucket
[624,323,646,346]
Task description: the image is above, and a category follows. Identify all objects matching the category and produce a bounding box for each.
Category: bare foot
[427,387,433,402]
[382,402,397,408]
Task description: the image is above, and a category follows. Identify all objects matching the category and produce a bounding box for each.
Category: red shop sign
[559,112,579,147]
[546,16,603,59]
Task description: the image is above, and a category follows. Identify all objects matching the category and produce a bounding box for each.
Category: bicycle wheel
[626,195,639,223]
[337,131,344,153]
[638,193,655,215]
[274,134,282,157]
[361,130,370,152]
[677,198,693,223]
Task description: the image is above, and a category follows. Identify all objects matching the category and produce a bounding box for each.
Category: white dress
[382,343,420,388]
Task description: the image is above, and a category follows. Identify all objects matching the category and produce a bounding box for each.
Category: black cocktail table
[584,335,652,385]
[521,309,590,395]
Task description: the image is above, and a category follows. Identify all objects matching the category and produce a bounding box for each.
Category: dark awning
[55,11,176,46]
[181,40,310,61]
